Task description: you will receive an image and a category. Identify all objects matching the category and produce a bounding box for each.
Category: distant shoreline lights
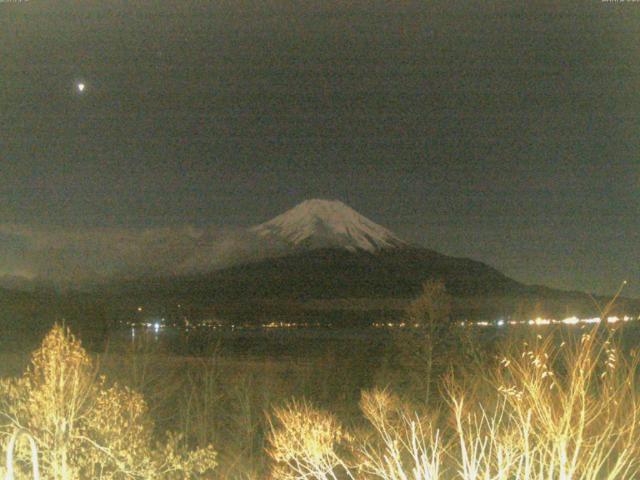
[372,315,638,329]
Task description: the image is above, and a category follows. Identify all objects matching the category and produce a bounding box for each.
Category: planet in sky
[76,82,85,93]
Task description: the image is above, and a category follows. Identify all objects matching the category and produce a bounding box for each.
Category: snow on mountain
[251,199,407,252]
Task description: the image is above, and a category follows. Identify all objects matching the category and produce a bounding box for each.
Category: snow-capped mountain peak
[251,199,407,252]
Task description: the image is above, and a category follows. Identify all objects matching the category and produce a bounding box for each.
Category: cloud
[0,223,281,287]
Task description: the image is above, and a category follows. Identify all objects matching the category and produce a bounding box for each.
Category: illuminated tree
[0,324,217,479]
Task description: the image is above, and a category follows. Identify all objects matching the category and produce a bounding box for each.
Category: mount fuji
[108,200,528,313]
[251,199,407,252]
[88,199,639,323]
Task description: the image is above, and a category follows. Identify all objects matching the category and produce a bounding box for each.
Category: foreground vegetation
[0,325,218,479]
[0,318,639,478]
[270,328,640,479]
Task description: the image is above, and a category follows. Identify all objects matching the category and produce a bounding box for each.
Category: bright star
[77,83,85,93]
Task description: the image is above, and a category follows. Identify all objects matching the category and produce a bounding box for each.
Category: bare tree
[406,279,452,328]
[381,278,482,406]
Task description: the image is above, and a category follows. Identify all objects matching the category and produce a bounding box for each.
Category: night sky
[2,1,639,295]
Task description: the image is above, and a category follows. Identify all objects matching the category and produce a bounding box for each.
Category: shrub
[357,388,441,480]
[268,399,354,480]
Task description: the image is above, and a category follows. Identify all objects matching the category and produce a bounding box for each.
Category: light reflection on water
[2,318,640,360]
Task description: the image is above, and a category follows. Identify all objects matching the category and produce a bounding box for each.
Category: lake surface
[3,319,640,361]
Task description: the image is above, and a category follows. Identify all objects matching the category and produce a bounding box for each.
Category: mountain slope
[112,247,640,321]
[251,199,407,252]
[121,247,525,300]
